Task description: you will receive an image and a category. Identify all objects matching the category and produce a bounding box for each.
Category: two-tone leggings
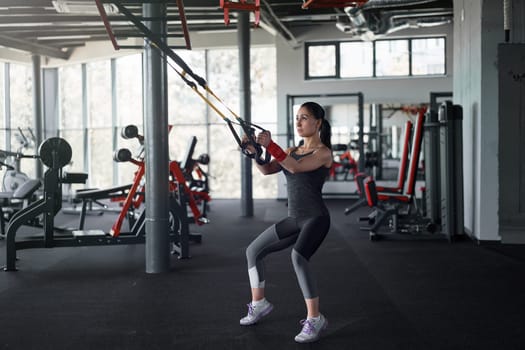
[245,215,330,299]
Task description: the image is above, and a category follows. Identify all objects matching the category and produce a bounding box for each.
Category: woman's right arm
[242,133,284,175]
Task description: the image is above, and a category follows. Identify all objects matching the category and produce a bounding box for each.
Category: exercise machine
[0,128,39,192]
[0,178,41,237]
[344,119,413,216]
[3,131,209,271]
[75,126,210,255]
[330,143,357,181]
[360,106,440,240]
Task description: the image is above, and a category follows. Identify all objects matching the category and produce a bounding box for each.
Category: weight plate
[121,125,139,139]
[38,137,72,169]
[113,148,132,162]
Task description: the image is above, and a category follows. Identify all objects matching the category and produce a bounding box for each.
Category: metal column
[41,68,59,140]
[238,12,253,217]
[357,93,365,173]
[32,55,43,179]
[143,2,170,273]
[424,96,442,223]
[373,103,383,180]
[439,101,464,240]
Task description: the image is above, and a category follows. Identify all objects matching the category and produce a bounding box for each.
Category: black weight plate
[38,137,72,169]
[113,148,132,162]
[121,125,138,139]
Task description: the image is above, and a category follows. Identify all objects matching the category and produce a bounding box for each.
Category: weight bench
[344,120,413,216]
[361,107,432,239]
[343,172,368,216]
[0,179,41,237]
[73,184,133,230]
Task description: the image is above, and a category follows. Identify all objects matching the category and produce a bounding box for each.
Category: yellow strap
[155,45,242,125]
[204,86,241,121]
[191,86,232,123]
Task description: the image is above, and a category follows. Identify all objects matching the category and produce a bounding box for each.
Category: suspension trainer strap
[192,86,270,165]
[204,86,270,165]
[113,1,269,164]
[113,2,206,88]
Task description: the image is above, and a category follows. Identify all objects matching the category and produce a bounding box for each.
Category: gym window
[305,37,446,80]
[411,37,446,75]
[305,43,337,78]
[340,41,374,78]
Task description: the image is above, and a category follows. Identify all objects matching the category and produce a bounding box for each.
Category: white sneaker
[294,314,328,343]
[239,300,274,326]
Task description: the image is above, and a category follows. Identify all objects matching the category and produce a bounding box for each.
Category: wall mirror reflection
[287,94,434,189]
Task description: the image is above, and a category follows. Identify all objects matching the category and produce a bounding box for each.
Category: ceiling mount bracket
[95,0,191,50]
[220,0,261,26]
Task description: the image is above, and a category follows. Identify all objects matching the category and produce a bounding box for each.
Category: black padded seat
[0,179,42,236]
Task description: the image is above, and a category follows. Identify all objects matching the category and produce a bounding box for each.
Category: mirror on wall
[287,93,364,184]
[286,93,430,184]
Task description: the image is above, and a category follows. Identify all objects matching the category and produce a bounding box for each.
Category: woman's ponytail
[320,118,332,149]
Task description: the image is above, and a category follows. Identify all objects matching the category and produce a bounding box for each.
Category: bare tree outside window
[87,60,113,189]
[340,42,373,78]
[0,65,5,150]
[308,44,336,78]
[375,40,409,76]
[59,64,84,177]
[9,63,35,179]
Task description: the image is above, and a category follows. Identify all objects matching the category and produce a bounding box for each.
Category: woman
[240,101,333,343]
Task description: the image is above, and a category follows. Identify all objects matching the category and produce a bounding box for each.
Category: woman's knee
[246,243,258,265]
[291,248,309,268]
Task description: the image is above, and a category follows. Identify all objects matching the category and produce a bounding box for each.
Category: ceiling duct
[335,0,452,40]
[346,7,367,27]
[362,0,440,9]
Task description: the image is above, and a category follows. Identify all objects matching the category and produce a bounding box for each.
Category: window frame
[305,36,446,80]
[304,42,339,80]
[339,40,375,78]
[410,36,447,76]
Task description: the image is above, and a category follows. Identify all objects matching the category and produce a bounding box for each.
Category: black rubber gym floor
[0,199,524,349]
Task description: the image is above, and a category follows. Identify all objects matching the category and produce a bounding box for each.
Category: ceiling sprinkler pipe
[504,0,511,42]
[363,0,436,10]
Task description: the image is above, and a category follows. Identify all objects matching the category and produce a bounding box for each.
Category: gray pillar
[375,104,383,180]
[111,58,118,186]
[238,12,253,217]
[357,93,365,173]
[82,64,89,178]
[144,2,170,273]
[3,63,10,151]
[38,67,61,186]
[41,68,59,144]
[32,55,43,178]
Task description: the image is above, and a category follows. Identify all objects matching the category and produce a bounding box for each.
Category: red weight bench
[344,119,413,217]
[362,107,428,239]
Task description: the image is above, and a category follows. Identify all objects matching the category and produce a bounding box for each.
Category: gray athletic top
[282,150,330,218]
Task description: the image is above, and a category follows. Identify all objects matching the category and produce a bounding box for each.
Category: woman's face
[295,106,321,138]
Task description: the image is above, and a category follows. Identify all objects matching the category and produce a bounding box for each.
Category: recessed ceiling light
[52,0,119,14]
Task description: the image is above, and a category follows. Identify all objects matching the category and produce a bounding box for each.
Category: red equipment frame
[110,127,210,237]
[220,0,260,26]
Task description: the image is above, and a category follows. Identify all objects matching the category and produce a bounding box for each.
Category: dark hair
[301,101,332,149]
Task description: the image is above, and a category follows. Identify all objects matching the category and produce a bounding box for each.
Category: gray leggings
[245,216,330,299]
